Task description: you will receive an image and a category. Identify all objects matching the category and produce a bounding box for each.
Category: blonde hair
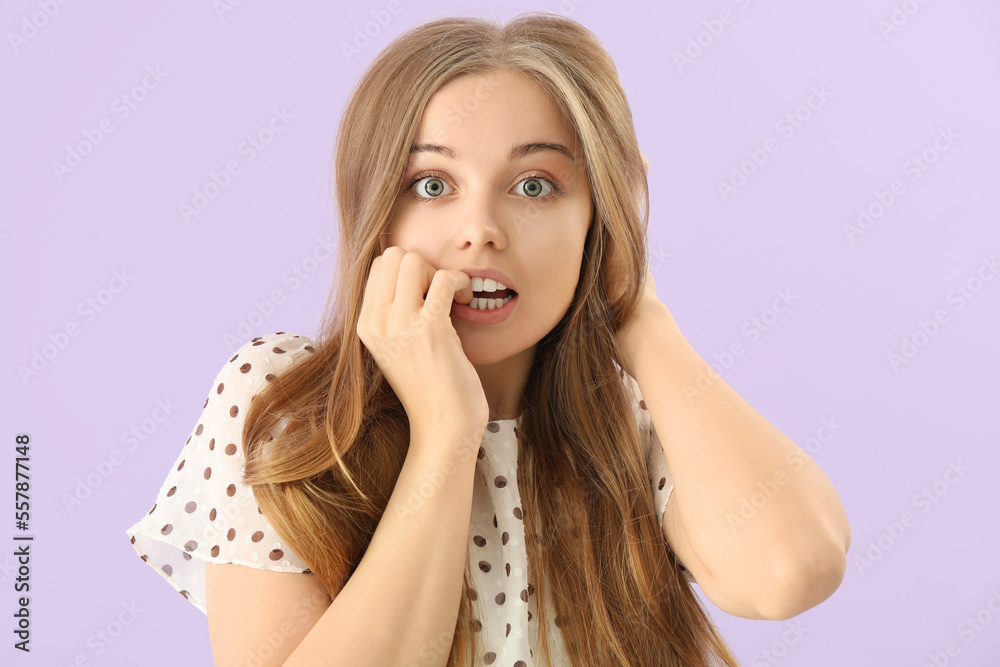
[242,11,740,666]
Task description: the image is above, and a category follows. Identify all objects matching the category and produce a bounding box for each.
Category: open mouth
[469,288,516,310]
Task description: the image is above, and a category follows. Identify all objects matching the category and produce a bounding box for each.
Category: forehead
[411,70,579,158]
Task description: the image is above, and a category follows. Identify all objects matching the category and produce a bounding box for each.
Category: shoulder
[220,332,317,387]
[617,367,653,439]
[125,331,319,612]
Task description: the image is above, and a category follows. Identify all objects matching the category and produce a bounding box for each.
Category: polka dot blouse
[125,331,694,664]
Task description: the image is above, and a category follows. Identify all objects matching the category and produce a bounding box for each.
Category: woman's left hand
[616,262,672,378]
[615,151,672,376]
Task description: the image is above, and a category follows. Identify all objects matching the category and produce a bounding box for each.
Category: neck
[476,345,535,421]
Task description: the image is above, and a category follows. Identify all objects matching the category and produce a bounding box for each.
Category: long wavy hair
[241,11,739,666]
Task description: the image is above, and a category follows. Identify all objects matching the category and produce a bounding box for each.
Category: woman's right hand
[356,246,490,449]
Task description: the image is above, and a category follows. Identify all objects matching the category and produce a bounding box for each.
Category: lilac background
[3,0,999,665]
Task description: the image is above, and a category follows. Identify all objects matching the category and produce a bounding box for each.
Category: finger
[377,246,405,306]
[452,270,473,305]
[360,255,382,319]
[424,268,471,320]
[397,251,435,312]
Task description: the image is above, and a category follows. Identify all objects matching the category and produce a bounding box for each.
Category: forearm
[285,430,479,667]
[627,304,850,610]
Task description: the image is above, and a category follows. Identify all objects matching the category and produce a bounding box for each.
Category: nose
[454,195,508,250]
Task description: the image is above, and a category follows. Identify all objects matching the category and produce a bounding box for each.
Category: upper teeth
[471,276,508,292]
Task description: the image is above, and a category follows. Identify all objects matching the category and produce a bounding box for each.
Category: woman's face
[381,69,593,367]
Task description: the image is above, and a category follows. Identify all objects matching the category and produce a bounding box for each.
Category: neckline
[488,415,522,424]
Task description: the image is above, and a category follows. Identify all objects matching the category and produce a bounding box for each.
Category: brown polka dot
[514,661,526,667]
[195,423,204,435]
[265,373,277,382]
[471,619,482,632]
[230,353,239,362]
[555,615,564,628]
[140,554,148,562]
[252,340,265,346]
[176,459,185,471]
[217,382,225,394]
[251,531,264,543]
[229,405,239,418]
[528,611,532,621]
[477,447,484,460]
[269,549,283,561]
[184,501,197,513]
[520,589,528,602]
[160,524,173,535]
[162,564,172,576]
[505,563,510,577]
[252,336,263,341]
[487,422,499,433]
[240,362,252,373]
[209,508,217,521]
[484,653,496,664]
[184,540,197,552]
[502,531,509,545]
[492,515,498,528]
[211,545,220,557]
[202,398,208,409]
[506,622,511,637]
[130,536,135,544]
[640,399,647,410]
[204,467,212,480]
[478,561,491,573]
[658,477,666,491]
[227,528,236,541]
[208,438,216,451]
[470,588,478,601]
[225,443,237,455]
[528,583,535,595]
[147,503,157,515]
[494,475,507,488]
[272,346,286,354]
[513,506,523,520]
[304,345,315,352]
[257,506,263,514]
[166,486,177,497]
[495,592,505,605]
[473,535,486,547]
[180,590,190,599]
[226,484,236,497]
[182,551,192,561]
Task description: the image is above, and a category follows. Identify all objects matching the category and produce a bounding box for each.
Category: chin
[456,332,525,367]
[462,345,518,368]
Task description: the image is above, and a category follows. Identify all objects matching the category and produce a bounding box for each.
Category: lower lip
[451,293,518,324]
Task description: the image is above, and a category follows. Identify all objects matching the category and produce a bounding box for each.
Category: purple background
[3,1,999,665]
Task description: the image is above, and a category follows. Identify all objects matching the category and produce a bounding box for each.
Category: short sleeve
[125,332,317,614]
[620,370,697,584]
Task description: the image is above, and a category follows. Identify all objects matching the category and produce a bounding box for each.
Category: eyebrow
[408,141,576,163]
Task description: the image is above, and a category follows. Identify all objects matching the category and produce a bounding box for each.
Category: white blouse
[125,331,693,665]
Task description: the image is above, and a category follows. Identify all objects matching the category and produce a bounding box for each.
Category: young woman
[126,12,850,666]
